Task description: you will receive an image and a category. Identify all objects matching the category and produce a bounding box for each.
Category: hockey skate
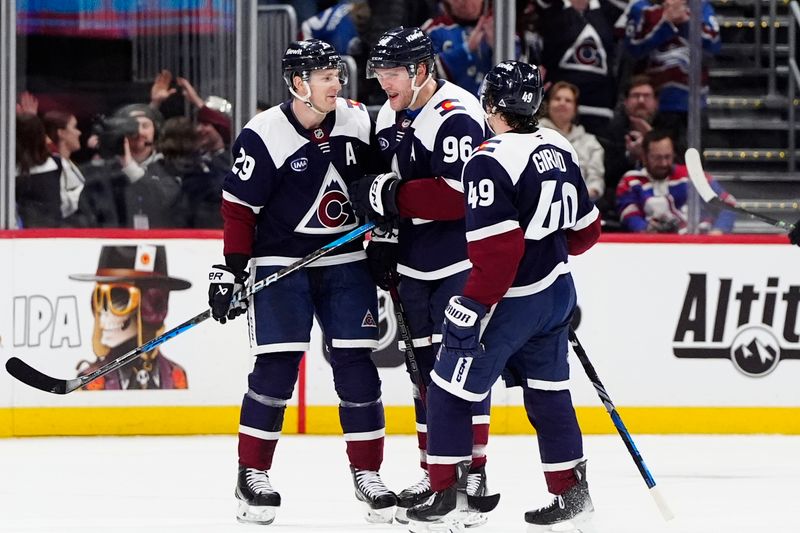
[462,466,489,528]
[351,466,398,524]
[525,461,595,533]
[395,472,433,524]
[407,462,500,533]
[235,466,281,525]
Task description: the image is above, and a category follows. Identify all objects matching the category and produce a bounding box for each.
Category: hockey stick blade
[6,221,376,395]
[5,357,81,394]
[685,148,796,232]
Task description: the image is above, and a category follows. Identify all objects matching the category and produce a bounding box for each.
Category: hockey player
[406,61,601,531]
[207,39,396,525]
[347,26,491,526]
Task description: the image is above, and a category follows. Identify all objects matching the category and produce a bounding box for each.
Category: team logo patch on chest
[294,163,358,234]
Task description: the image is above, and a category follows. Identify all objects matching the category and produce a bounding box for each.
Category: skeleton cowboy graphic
[70,244,191,390]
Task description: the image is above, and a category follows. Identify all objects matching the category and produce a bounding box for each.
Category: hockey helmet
[367,26,434,79]
[479,60,544,118]
[281,39,349,88]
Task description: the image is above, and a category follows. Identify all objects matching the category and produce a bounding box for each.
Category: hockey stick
[568,327,674,521]
[685,148,796,232]
[5,222,376,395]
[387,283,427,405]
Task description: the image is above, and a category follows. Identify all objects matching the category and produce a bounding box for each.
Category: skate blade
[526,509,596,533]
[395,506,411,524]
[463,512,488,528]
[360,502,395,524]
[236,500,277,525]
[408,519,467,533]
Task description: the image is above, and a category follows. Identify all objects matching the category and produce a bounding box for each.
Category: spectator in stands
[533,0,617,135]
[622,0,720,144]
[301,0,436,104]
[15,113,63,228]
[539,81,605,202]
[423,0,492,96]
[598,75,658,218]
[42,111,86,224]
[616,130,735,233]
[159,116,222,228]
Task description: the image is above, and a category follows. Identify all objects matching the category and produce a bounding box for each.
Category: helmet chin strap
[408,72,433,110]
[484,106,497,135]
[290,80,327,116]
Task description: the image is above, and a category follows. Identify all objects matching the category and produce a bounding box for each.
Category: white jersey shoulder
[413,81,483,151]
[242,105,309,169]
[375,100,396,134]
[534,125,582,167]
[331,97,371,144]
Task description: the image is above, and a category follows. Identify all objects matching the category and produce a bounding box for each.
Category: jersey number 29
[232,147,256,181]
[525,180,578,239]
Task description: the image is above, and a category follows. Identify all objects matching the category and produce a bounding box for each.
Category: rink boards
[1,230,798,437]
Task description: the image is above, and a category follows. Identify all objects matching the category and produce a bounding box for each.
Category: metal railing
[255,4,297,112]
[789,1,800,171]
[0,0,15,229]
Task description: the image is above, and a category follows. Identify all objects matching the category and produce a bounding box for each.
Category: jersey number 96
[442,136,472,163]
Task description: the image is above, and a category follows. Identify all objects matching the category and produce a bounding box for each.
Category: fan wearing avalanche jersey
[347,26,491,525]
[407,61,602,531]
[206,40,396,526]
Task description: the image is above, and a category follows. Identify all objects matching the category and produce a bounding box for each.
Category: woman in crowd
[539,81,605,202]
[15,113,63,228]
[42,110,86,224]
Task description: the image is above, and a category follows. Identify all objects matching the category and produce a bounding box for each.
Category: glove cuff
[368,172,399,216]
[209,264,236,284]
[224,253,250,274]
[445,296,486,328]
[371,224,399,243]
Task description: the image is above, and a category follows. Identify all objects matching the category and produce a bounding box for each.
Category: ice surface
[0,434,798,533]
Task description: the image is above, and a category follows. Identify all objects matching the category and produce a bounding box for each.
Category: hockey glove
[366,241,399,290]
[348,172,401,227]
[440,296,487,359]
[208,264,249,324]
[790,220,800,246]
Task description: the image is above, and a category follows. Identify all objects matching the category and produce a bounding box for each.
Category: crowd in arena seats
[14,0,731,233]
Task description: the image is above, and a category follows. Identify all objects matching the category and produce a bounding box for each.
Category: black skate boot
[407,462,500,532]
[351,466,398,524]
[463,465,488,528]
[525,460,594,533]
[394,472,433,524]
[235,465,281,525]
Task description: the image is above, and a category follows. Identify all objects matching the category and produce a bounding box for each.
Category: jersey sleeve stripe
[571,205,600,231]
[222,190,262,214]
[466,220,520,242]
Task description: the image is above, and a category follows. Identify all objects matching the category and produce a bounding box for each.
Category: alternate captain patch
[435,98,466,115]
[361,309,377,328]
[476,138,501,153]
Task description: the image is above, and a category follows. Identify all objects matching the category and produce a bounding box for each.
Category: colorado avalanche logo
[559,25,607,75]
[295,164,358,234]
[378,137,390,151]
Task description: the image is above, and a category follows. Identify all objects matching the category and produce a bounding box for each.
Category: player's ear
[292,73,306,95]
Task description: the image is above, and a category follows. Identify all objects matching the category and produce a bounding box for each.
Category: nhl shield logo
[314,128,324,139]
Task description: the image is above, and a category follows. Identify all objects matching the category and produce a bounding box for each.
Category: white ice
[1,434,798,533]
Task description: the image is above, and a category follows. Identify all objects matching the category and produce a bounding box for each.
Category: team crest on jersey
[294,163,358,234]
[435,99,466,116]
[378,137,390,151]
[362,309,377,328]
[559,24,608,75]
[401,118,412,129]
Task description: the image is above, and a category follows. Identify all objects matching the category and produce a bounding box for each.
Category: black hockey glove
[790,220,800,246]
[208,264,249,324]
[348,172,401,227]
[367,241,399,290]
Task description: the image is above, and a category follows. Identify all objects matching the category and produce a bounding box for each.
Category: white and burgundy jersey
[375,80,485,280]
[222,98,378,267]
[461,127,600,302]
